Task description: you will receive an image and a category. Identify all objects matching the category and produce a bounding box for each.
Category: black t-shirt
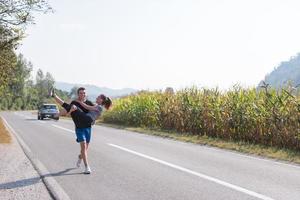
[70,100,94,128]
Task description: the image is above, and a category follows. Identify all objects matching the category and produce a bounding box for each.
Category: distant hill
[260,53,300,88]
[54,81,138,100]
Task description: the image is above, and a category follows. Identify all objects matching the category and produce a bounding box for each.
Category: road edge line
[1,116,71,200]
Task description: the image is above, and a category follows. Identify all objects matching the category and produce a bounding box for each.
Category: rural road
[1,111,300,200]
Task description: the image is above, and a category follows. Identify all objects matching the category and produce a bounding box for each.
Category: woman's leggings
[62,102,93,127]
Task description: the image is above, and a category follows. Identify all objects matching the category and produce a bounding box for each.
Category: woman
[50,87,112,174]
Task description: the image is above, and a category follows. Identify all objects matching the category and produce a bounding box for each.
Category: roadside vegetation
[0,54,70,110]
[0,0,69,110]
[101,84,300,164]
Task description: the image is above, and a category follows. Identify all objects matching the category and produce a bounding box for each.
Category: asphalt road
[1,111,300,200]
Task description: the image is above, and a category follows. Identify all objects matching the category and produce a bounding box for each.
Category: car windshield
[42,105,57,109]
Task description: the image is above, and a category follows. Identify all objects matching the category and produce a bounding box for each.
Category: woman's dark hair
[99,94,112,110]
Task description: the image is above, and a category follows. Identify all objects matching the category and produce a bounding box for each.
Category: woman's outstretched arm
[52,93,64,106]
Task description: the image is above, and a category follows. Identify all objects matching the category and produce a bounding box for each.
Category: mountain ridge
[54,81,138,99]
[260,53,300,88]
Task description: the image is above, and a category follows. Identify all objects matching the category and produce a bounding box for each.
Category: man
[52,87,94,174]
[71,87,94,174]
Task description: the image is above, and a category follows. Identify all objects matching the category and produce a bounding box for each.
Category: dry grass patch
[0,118,11,144]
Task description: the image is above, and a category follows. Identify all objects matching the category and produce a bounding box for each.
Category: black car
[38,104,59,120]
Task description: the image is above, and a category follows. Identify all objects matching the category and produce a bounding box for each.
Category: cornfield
[102,84,300,151]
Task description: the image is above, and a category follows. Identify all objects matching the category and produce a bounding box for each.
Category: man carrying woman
[50,87,112,174]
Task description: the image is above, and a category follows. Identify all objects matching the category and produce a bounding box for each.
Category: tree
[0,0,52,49]
[35,68,46,105]
[45,72,55,91]
[35,68,56,106]
[0,0,52,27]
[0,25,20,50]
[0,48,17,93]
[0,58,59,110]
[69,86,79,99]
[23,79,39,109]
[5,54,32,109]
[165,87,174,95]
[0,0,52,96]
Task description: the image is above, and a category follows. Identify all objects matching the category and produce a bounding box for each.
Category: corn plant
[102,84,300,150]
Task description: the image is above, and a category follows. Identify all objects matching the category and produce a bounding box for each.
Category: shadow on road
[0,167,82,189]
[25,118,59,122]
[25,118,38,121]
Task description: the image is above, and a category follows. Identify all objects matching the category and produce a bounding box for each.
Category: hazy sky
[18,0,300,90]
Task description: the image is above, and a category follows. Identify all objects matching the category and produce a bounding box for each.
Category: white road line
[108,143,275,200]
[104,123,300,170]
[51,124,74,133]
[12,111,300,171]
[196,142,300,170]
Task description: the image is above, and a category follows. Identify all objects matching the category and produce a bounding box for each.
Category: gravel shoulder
[0,128,52,200]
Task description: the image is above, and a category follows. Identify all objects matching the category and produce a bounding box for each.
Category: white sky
[18,0,300,90]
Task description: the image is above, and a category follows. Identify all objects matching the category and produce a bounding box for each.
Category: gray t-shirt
[87,105,103,124]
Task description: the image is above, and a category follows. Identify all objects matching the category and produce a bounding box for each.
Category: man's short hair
[77,87,86,94]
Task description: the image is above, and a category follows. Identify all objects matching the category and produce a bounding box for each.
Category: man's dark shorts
[75,127,91,143]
